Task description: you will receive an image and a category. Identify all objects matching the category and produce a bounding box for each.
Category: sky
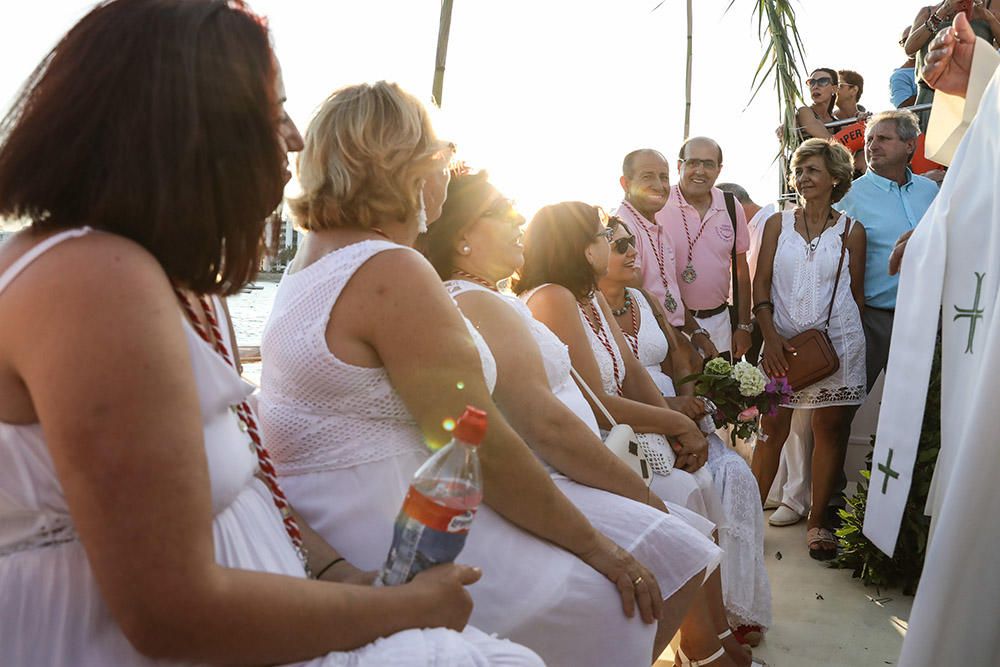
[0,0,915,223]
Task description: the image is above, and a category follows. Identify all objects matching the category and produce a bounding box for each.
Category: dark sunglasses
[806,76,833,88]
[612,235,636,254]
[595,226,615,242]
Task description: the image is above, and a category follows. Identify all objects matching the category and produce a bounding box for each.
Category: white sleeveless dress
[520,285,725,530]
[444,280,721,577]
[770,212,866,407]
[0,230,540,667]
[629,288,772,630]
[260,240,670,667]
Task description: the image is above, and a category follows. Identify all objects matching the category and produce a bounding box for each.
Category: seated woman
[259,81,686,667]
[597,221,772,646]
[0,2,541,666]
[752,139,867,561]
[424,171,764,667]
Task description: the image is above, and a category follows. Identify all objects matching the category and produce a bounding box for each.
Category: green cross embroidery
[877,448,900,495]
[953,272,986,354]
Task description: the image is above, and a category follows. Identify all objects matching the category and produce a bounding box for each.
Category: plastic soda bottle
[375,406,486,586]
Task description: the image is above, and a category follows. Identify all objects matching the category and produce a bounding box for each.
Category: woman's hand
[761,335,796,378]
[691,332,718,359]
[408,564,482,631]
[669,419,709,472]
[576,532,663,624]
[666,396,708,421]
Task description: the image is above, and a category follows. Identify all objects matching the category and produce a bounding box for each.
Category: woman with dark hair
[596,221,772,648]
[259,81,670,667]
[752,138,867,561]
[794,68,840,140]
[0,1,542,665]
[426,171,766,667]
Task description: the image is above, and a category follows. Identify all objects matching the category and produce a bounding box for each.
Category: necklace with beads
[451,269,499,292]
[611,288,633,316]
[621,199,678,313]
[676,187,712,284]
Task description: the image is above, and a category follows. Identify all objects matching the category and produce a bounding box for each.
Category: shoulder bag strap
[637,287,670,332]
[569,366,618,427]
[824,217,852,330]
[724,191,739,311]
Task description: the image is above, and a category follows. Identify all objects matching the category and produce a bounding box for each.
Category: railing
[819,102,932,131]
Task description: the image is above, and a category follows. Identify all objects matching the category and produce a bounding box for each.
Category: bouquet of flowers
[678,358,793,441]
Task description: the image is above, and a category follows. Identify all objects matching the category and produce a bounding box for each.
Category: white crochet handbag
[569,367,653,485]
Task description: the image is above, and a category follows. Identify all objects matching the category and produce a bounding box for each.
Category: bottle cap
[453,406,487,446]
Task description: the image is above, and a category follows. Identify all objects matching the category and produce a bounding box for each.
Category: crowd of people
[0,0,969,666]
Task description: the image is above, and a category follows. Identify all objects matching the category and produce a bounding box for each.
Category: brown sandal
[807,526,837,561]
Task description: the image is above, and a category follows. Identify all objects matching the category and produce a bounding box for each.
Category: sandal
[675,646,726,667]
[807,526,838,561]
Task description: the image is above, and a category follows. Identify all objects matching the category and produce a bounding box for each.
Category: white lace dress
[628,288,772,630]
[445,280,721,577]
[0,231,538,667]
[770,212,866,407]
[260,240,668,667]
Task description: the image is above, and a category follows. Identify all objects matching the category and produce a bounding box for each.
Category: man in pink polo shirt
[615,148,718,358]
[658,137,753,360]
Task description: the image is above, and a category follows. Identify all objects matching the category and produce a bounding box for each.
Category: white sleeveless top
[259,241,498,476]
[0,228,313,666]
[626,287,677,397]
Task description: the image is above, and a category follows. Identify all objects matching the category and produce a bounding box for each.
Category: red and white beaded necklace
[620,200,678,313]
[173,288,309,572]
[578,298,623,395]
[452,269,499,292]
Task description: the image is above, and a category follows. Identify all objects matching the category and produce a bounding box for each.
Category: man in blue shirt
[890,26,917,108]
[838,110,938,390]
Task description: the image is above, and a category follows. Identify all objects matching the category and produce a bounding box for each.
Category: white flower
[733,360,767,397]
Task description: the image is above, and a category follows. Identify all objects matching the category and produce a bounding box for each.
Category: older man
[658,138,752,360]
[837,110,938,390]
[615,148,718,357]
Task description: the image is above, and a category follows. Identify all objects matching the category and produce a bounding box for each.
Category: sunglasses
[480,198,522,224]
[595,227,615,242]
[806,76,833,88]
[612,235,636,254]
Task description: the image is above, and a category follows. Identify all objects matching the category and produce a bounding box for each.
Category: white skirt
[283,452,721,667]
[0,479,542,667]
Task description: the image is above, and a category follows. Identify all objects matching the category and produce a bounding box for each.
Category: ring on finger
[632,575,644,587]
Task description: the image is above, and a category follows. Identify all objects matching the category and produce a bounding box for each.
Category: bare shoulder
[522,282,576,310]
[763,211,784,234]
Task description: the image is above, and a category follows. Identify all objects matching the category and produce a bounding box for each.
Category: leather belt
[691,303,729,319]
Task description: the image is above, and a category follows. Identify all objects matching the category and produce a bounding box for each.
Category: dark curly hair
[513,201,605,300]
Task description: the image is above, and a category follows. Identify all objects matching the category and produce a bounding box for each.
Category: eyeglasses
[680,158,719,171]
[595,227,615,242]
[480,197,518,221]
[612,235,636,254]
[806,76,833,88]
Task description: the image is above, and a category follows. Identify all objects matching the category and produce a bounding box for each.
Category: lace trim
[784,384,866,407]
[0,520,78,557]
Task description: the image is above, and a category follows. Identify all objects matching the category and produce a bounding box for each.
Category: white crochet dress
[770,212,866,407]
[630,288,773,630]
[0,231,539,667]
[260,240,666,667]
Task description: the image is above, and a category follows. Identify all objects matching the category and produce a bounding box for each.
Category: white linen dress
[769,212,866,408]
[260,240,687,667]
[0,230,540,667]
[628,288,772,630]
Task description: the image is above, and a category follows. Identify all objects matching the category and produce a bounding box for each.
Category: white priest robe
[863,38,1000,666]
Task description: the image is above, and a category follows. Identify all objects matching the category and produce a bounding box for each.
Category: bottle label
[402,486,476,534]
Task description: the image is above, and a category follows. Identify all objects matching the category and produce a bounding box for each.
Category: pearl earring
[461,245,471,254]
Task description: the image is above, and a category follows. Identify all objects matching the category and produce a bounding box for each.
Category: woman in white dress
[0,3,542,666]
[259,82,676,667]
[597,219,772,643]
[422,171,771,667]
[752,138,867,560]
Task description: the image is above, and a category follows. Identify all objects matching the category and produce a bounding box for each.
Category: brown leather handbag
[775,221,851,391]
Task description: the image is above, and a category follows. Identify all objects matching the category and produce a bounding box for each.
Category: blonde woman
[751,139,867,560]
[259,82,675,667]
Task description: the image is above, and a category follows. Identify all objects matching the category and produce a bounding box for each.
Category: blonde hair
[289,81,451,231]
[789,138,854,203]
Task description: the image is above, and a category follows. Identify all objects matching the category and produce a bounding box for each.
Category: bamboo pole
[431,0,455,107]
[684,0,693,140]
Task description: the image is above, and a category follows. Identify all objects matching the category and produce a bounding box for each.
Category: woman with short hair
[0,2,542,665]
[259,81,671,667]
[751,138,867,561]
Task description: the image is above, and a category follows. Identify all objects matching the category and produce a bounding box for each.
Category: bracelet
[752,301,774,315]
[691,327,712,339]
[736,322,754,333]
[313,557,346,580]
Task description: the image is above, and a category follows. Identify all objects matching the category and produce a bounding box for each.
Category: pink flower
[737,406,760,422]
